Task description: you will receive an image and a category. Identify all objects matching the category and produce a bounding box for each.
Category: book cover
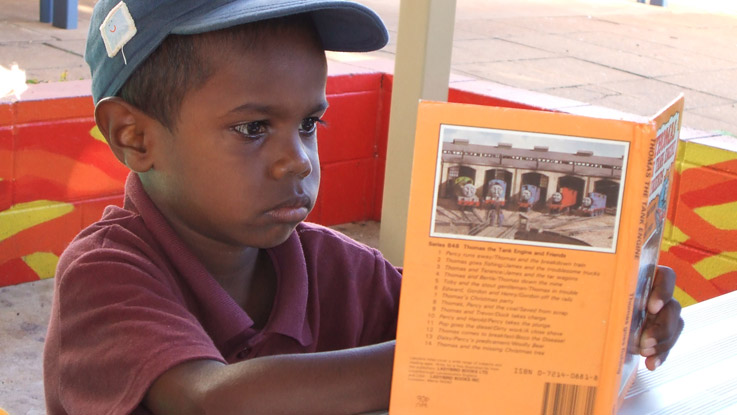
[389,96,684,415]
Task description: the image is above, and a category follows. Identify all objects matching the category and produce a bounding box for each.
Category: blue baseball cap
[86,0,389,104]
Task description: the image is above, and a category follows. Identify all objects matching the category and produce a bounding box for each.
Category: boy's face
[144,26,327,251]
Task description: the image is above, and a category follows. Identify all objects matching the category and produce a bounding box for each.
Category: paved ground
[360,0,737,135]
[1,0,736,135]
[1,0,736,413]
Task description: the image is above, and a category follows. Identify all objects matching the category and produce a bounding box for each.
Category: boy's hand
[639,265,684,371]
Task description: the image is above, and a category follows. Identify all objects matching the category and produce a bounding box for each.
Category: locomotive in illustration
[483,179,507,207]
[518,184,540,212]
[455,176,480,208]
[580,192,607,216]
[484,179,506,226]
[548,187,578,214]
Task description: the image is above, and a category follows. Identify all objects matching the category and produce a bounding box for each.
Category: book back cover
[389,97,683,415]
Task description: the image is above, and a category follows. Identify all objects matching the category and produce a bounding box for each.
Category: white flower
[0,63,29,100]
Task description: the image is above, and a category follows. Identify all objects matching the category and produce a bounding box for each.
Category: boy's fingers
[648,266,676,315]
[637,265,683,371]
[644,355,664,371]
[640,298,684,370]
[640,299,683,351]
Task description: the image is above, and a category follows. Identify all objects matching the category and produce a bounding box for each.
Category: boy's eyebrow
[227,100,329,116]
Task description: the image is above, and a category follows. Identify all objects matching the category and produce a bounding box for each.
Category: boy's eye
[233,121,268,139]
[299,117,324,135]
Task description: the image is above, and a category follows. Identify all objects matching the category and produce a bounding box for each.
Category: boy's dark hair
[118,15,320,131]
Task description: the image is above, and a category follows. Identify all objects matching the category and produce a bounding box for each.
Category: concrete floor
[0,280,52,415]
[358,0,737,135]
[2,1,737,135]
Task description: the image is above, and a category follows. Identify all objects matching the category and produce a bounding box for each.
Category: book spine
[595,122,656,414]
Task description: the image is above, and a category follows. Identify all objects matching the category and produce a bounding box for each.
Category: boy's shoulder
[56,202,162,277]
[64,203,140,250]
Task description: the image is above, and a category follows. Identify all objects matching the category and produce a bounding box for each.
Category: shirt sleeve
[51,247,225,414]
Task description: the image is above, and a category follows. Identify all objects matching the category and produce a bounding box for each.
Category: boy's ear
[94,97,158,173]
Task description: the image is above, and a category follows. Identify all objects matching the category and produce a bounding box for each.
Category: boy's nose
[269,132,313,180]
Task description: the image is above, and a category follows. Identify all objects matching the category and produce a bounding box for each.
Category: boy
[43,1,684,414]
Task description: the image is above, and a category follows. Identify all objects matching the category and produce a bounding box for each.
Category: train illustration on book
[451,174,612,217]
[548,187,578,214]
[454,176,480,208]
[483,179,506,207]
[438,165,621,246]
[518,184,541,212]
[580,192,607,216]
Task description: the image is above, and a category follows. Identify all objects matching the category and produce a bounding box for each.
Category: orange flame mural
[1,81,735,307]
[0,111,128,286]
[660,142,737,306]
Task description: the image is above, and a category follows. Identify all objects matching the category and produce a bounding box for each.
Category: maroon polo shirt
[44,173,401,414]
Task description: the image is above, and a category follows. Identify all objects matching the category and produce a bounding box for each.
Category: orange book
[389,96,684,415]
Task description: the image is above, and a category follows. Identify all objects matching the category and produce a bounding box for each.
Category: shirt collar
[264,232,314,346]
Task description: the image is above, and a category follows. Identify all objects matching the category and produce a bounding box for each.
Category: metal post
[40,0,53,23]
[378,0,457,266]
[52,0,78,29]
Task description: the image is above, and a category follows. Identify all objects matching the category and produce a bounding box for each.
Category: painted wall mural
[0,117,128,286]
[0,74,389,287]
[660,140,737,306]
[1,77,735,307]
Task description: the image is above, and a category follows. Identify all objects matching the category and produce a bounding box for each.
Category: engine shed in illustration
[439,139,623,215]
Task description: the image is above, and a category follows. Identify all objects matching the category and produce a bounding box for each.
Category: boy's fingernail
[653,358,662,370]
[650,298,664,313]
[642,337,657,349]
[642,347,656,356]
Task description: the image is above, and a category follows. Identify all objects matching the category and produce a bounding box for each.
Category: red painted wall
[1,63,735,306]
[0,72,394,287]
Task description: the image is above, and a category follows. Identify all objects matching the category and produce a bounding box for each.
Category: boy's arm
[144,340,395,415]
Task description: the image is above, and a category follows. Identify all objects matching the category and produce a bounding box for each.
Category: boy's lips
[265,195,312,223]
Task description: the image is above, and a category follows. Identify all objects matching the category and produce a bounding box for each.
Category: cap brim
[172,0,389,52]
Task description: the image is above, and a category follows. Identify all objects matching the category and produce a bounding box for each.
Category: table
[619,289,737,414]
